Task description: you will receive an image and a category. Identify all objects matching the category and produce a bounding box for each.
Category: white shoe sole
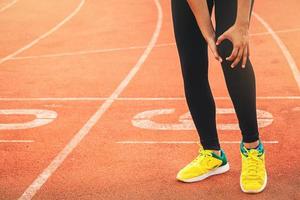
[240,172,267,193]
[177,163,230,183]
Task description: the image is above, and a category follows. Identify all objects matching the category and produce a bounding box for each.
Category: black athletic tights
[171,0,259,150]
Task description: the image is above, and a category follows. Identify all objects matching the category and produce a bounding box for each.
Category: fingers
[228,43,248,68]
[216,25,250,68]
[216,33,228,46]
[226,46,239,62]
[231,48,243,68]
[242,47,248,68]
[208,40,222,62]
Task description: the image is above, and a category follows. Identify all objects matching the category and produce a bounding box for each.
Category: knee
[217,39,233,60]
[217,39,246,70]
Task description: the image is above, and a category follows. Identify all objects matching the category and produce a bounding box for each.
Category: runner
[171,0,267,193]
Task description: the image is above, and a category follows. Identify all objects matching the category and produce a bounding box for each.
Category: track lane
[18,0,162,199]
[1,0,299,199]
[28,0,300,199]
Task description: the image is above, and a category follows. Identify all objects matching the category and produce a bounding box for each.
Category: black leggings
[171,0,259,150]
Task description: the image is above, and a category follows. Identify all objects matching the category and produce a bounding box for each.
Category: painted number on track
[132,108,273,130]
[0,109,57,130]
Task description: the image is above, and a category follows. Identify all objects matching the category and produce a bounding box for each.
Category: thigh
[171,0,214,75]
[214,0,237,37]
[215,0,254,36]
[171,0,214,43]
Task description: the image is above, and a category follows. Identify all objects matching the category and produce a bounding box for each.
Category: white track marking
[18,0,163,199]
[0,0,18,13]
[132,108,273,131]
[0,109,57,130]
[118,96,300,100]
[292,107,300,111]
[0,0,85,65]
[0,140,34,143]
[11,43,174,60]
[0,96,299,101]
[116,141,279,144]
[0,97,108,101]
[253,12,300,91]
[10,27,300,61]
[12,45,152,60]
[251,27,300,36]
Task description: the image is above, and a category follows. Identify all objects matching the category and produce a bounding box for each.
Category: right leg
[171,0,220,150]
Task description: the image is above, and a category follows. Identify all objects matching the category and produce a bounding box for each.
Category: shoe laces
[191,149,213,165]
[243,148,264,180]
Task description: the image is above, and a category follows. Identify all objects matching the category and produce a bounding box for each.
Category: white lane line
[292,107,300,111]
[11,43,173,60]
[0,0,18,13]
[253,12,300,91]
[0,140,34,143]
[18,0,163,199]
[12,45,152,60]
[117,96,300,100]
[0,97,108,101]
[0,96,299,101]
[116,141,279,144]
[0,0,86,65]
[10,27,300,61]
[251,27,300,36]
[275,27,300,34]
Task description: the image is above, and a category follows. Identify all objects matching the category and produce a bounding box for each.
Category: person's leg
[171,0,220,150]
[172,0,230,183]
[215,0,267,193]
[214,0,260,145]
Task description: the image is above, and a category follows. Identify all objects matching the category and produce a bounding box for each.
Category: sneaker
[240,140,267,193]
[176,148,230,182]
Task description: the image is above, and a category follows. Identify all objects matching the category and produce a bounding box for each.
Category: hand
[216,24,250,68]
[206,36,223,63]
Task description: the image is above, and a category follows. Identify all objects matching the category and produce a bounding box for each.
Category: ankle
[243,140,259,149]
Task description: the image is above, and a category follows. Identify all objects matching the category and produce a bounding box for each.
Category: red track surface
[0,0,299,199]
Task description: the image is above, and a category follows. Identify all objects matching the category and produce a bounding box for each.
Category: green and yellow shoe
[240,140,267,193]
[176,148,230,183]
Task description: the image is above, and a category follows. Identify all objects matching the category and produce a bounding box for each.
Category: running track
[0,0,299,199]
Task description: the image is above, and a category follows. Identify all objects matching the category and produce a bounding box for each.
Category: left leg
[214,0,267,193]
[214,0,259,144]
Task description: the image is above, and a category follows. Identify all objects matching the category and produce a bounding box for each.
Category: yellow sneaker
[176,148,229,183]
[240,140,267,193]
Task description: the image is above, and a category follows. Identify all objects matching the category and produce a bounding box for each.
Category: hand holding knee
[216,24,250,68]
